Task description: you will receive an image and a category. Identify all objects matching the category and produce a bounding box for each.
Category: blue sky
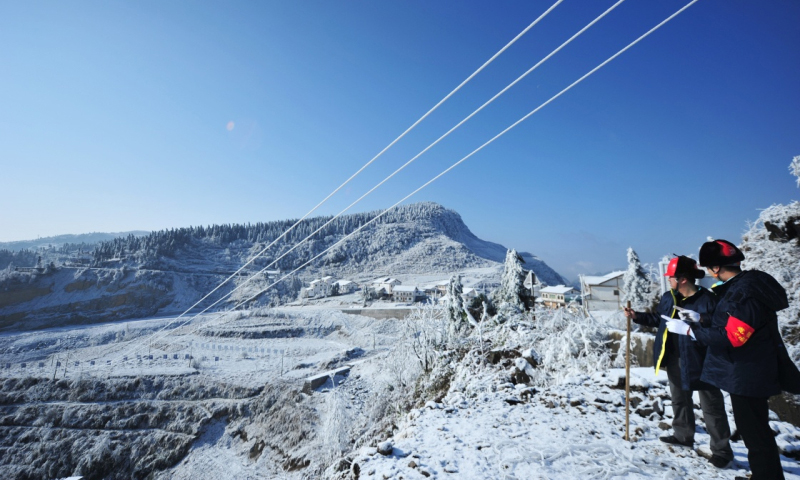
[1,1,798,280]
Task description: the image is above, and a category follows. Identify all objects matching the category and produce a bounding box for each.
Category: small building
[461,287,478,302]
[579,271,625,311]
[539,285,577,308]
[392,285,422,303]
[333,279,357,295]
[373,277,401,294]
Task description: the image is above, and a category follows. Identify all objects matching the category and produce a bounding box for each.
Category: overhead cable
[99,2,566,366]
[198,0,703,332]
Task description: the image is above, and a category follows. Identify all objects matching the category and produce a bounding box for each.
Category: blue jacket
[633,287,716,391]
[693,270,789,398]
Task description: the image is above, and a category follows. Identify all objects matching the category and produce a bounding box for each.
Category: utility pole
[625,300,632,441]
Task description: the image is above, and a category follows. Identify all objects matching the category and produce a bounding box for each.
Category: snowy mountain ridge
[0,202,568,331]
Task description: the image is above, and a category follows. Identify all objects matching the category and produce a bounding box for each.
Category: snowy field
[356,365,800,479]
[3,302,800,479]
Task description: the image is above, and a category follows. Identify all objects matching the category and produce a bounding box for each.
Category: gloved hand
[665,318,692,336]
[674,306,701,322]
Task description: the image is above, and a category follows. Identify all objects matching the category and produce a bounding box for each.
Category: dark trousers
[730,394,785,480]
[666,354,733,460]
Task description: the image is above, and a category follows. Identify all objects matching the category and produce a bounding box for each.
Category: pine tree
[493,249,525,310]
[622,247,651,310]
[790,155,800,188]
[447,274,465,328]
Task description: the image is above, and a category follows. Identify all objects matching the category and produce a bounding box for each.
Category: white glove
[673,306,701,322]
[665,318,695,339]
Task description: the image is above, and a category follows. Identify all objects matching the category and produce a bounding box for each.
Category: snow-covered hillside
[0,202,567,331]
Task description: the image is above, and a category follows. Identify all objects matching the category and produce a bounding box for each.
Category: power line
[94,0,703,370]
[136,0,626,334]
[156,0,564,326]
[182,0,703,337]
[96,3,567,367]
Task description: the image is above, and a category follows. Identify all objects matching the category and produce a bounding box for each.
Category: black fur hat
[698,239,745,267]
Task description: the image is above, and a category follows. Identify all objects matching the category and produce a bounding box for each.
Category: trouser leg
[730,394,784,480]
[666,355,695,443]
[698,388,733,461]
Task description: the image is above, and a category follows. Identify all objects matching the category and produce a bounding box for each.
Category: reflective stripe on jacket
[632,287,716,391]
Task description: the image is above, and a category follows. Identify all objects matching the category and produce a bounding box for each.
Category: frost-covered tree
[446,274,465,328]
[622,247,652,311]
[493,249,525,311]
[791,155,800,188]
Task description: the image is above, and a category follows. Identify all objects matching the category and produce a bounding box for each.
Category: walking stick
[625,300,631,441]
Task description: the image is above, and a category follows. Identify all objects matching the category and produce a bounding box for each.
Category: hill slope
[0,202,567,331]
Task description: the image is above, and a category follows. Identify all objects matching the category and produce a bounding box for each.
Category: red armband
[725,315,754,347]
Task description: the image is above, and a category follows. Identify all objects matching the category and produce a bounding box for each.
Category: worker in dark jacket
[666,240,789,480]
[624,255,732,467]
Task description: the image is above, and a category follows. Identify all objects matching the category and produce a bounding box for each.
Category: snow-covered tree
[791,155,800,188]
[446,274,466,328]
[493,249,525,311]
[622,247,652,311]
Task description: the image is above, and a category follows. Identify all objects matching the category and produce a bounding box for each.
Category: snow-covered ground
[4,304,800,479]
[355,365,800,479]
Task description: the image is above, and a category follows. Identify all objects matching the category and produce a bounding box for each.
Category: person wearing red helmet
[667,239,790,480]
[623,255,732,467]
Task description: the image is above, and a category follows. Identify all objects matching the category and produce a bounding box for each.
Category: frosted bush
[319,381,351,466]
[482,307,611,387]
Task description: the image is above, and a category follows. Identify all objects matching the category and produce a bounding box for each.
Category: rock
[658,421,671,430]
[487,348,521,365]
[635,405,655,417]
[546,400,556,409]
[504,397,522,406]
[377,441,393,456]
[519,387,536,402]
[521,347,541,367]
[569,399,583,407]
[408,460,417,468]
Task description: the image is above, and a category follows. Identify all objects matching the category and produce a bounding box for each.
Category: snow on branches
[791,155,800,188]
[446,274,466,330]
[493,249,525,312]
[622,247,652,311]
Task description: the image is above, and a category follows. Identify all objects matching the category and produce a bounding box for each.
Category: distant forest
[0,249,38,270]
[89,202,456,270]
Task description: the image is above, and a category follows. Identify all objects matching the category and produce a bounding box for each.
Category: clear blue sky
[1,1,798,280]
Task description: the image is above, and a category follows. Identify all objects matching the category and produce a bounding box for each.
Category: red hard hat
[664,256,705,279]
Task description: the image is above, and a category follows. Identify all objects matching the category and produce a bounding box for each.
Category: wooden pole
[625,300,631,441]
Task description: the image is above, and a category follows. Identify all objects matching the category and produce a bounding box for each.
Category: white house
[539,285,577,308]
[308,279,324,298]
[461,287,478,302]
[373,277,401,294]
[392,285,422,303]
[333,279,357,294]
[579,271,625,311]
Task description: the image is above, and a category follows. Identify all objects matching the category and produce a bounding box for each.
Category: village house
[308,279,325,298]
[578,271,625,310]
[373,276,401,295]
[539,285,578,308]
[333,279,357,295]
[461,287,478,302]
[392,285,422,303]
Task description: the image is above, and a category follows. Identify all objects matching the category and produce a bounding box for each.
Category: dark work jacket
[693,270,789,398]
[632,287,716,391]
